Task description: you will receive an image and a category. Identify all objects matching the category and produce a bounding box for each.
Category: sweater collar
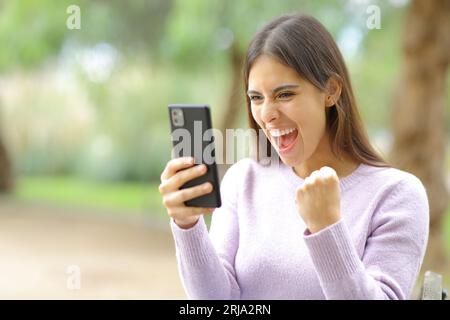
[279,162,375,191]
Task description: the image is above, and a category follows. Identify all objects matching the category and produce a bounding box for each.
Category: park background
[0,0,448,299]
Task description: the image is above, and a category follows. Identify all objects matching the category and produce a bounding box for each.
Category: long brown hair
[243,13,388,167]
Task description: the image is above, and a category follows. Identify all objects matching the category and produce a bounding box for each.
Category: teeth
[269,128,297,137]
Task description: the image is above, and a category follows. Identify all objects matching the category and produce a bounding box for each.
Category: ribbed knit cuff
[170,215,213,266]
[303,219,364,283]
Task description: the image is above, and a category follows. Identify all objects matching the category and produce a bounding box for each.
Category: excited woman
[159,13,429,300]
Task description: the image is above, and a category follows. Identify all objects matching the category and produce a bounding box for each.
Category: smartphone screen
[168,104,222,208]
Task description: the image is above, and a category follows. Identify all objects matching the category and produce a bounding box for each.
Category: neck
[293,132,359,179]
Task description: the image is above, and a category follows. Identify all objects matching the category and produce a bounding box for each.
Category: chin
[275,147,305,168]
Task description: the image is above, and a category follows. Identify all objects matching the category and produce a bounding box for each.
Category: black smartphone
[168,104,221,208]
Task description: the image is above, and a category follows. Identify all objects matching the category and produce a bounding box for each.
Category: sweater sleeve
[169,163,241,299]
[303,175,430,300]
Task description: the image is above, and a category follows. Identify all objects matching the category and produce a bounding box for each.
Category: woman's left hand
[295,166,341,234]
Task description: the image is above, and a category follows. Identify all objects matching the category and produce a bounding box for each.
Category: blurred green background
[0,0,422,219]
[0,0,448,299]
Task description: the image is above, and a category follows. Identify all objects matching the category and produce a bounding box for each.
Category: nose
[260,101,279,124]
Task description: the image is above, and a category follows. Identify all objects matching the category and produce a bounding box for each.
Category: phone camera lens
[171,108,184,127]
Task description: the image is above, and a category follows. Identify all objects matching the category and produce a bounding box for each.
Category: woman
[159,13,429,299]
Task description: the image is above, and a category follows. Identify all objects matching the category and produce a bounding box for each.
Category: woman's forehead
[248,56,302,91]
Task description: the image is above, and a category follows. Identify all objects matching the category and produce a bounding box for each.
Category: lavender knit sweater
[169,158,429,300]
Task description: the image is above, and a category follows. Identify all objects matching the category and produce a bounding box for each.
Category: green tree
[0,0,174,188]
[0,0,73,191]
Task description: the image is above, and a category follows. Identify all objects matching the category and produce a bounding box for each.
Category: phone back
[168,104,222,208]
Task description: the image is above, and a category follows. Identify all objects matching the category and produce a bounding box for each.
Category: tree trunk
[0,134,13,192]
[217,42,245,180]
[389,0,450,273]
[219,42,244,135]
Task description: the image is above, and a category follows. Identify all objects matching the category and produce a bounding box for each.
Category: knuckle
[179,189,191,202]
[324,173,336,182]
[314,176,324,184]
[296,186,305,195]
[187,185,207,200]
[172,174,182,186]
[172,181,211,204]
[188,165,203,179]
[311,170,320,178]
[305,183,314,189]
[184,167,197,180]
[321,166,336,176]
[183,187,199,202]
[180,167,198,183]
[193,185,206,197]
[163,194,176,207]
[167,159,176,169]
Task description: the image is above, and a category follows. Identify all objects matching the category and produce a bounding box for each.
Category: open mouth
[269,128,299,153]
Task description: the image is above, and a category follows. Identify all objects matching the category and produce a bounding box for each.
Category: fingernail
[198,165,206,172]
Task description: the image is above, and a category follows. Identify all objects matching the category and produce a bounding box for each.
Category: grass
[13,175,166,217]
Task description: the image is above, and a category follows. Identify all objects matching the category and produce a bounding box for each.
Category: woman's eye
[277,92,294,99]
[249,95,263,102]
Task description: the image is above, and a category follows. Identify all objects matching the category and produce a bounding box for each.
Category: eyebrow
[247,84,300,96]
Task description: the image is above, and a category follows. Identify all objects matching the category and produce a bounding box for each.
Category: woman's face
[248,55,328,167]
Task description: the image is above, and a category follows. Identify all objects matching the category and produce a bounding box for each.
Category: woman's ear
[325,76,342,107]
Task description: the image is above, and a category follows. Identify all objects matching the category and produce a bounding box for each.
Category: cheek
[293,103,327,153]
[250,105,257,120]
[251,106,263,127]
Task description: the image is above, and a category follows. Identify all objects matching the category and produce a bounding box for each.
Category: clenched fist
[295,166,341,234]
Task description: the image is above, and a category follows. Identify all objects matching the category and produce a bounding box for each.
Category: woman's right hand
[159,157,215,229]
